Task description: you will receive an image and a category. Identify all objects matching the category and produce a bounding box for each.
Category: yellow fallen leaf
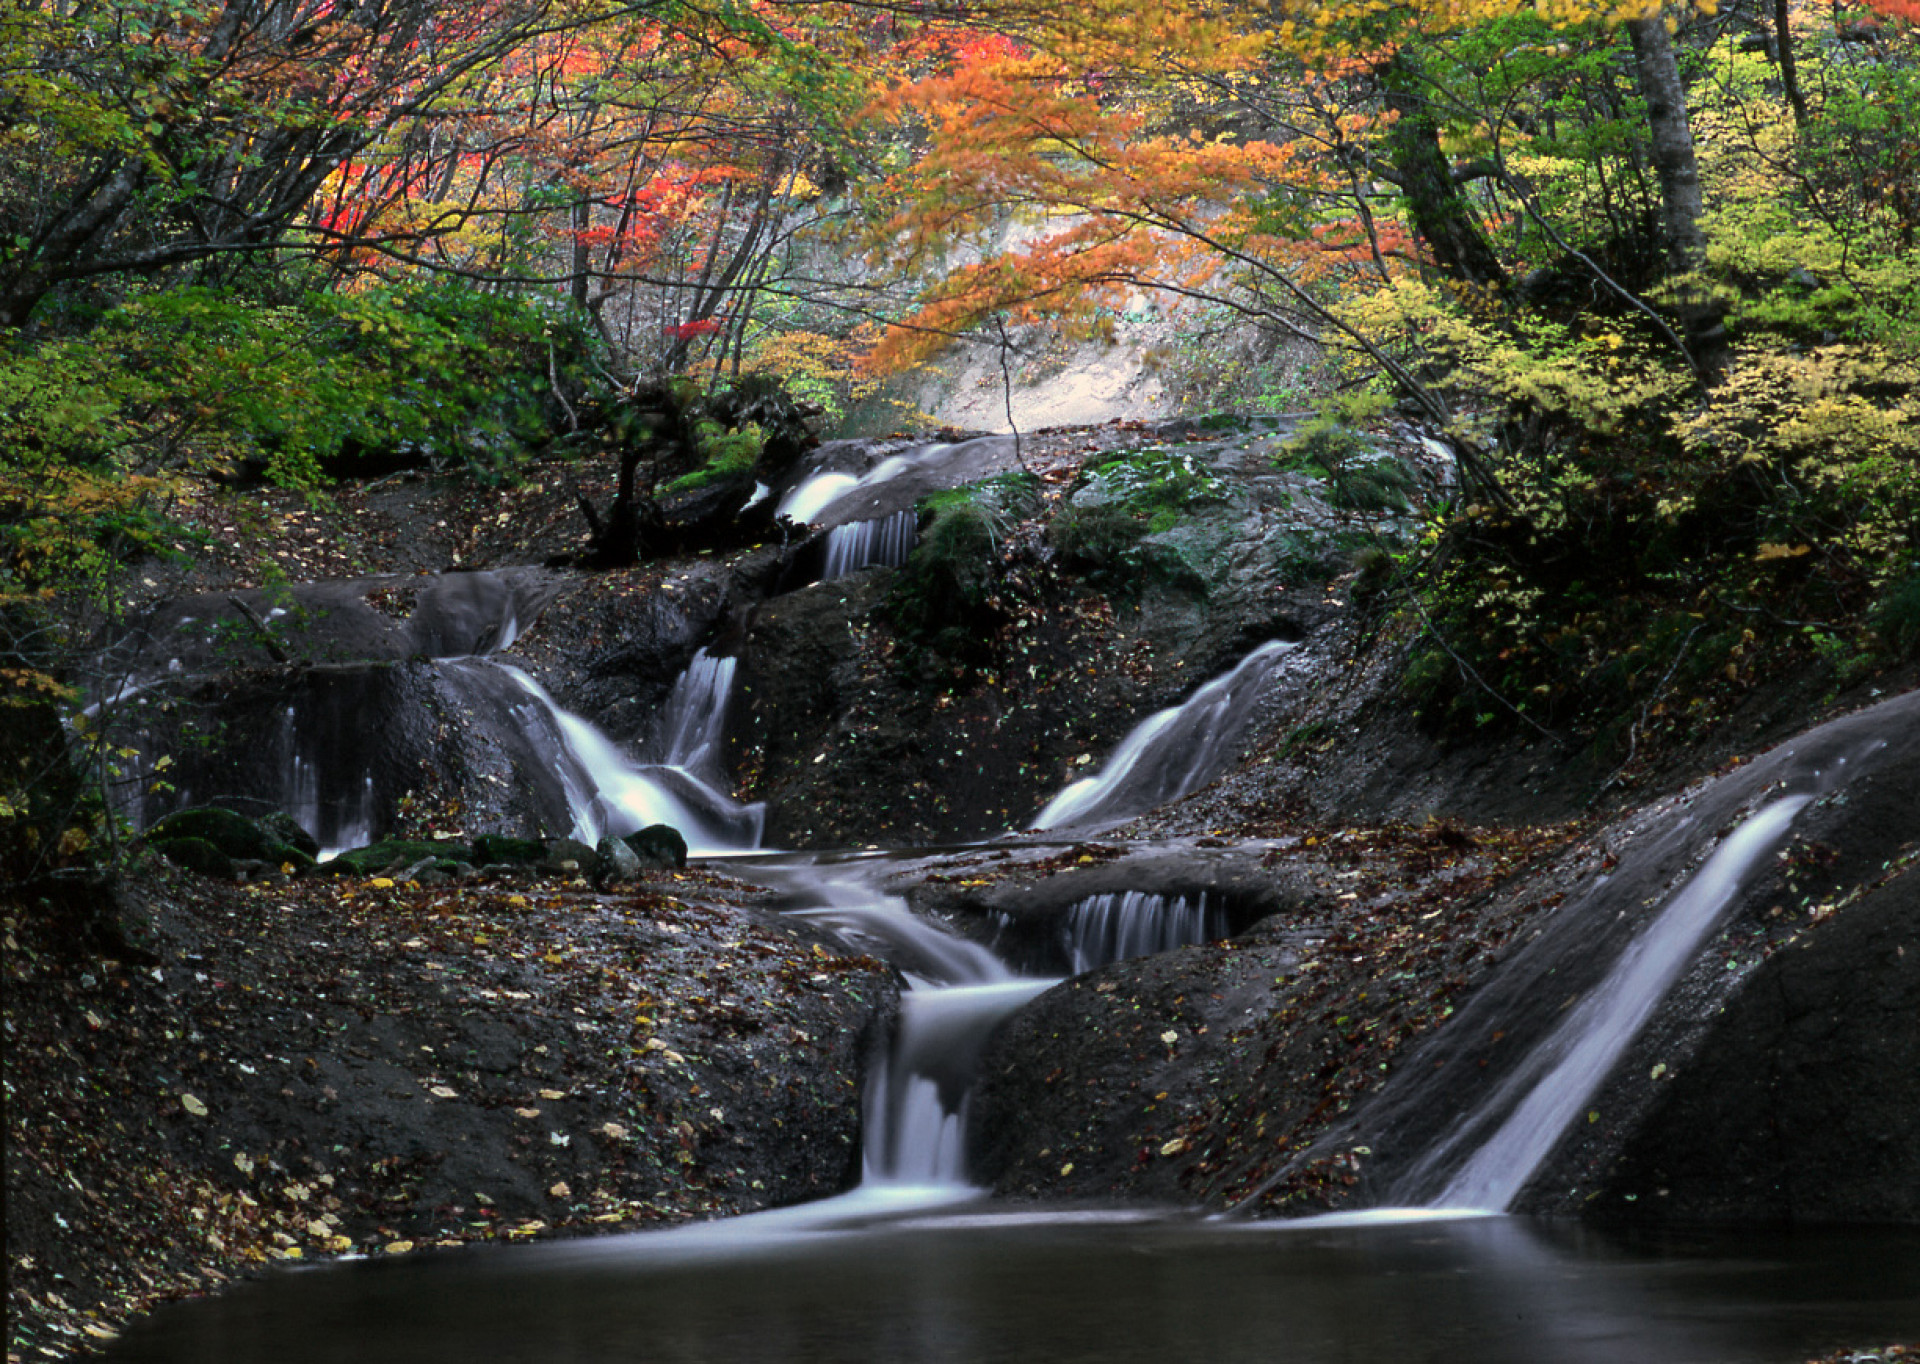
[181,1093,208,1117]
[429,1086,457,1099]
[514,1107,541,1119]
[599,1122,629,1141]
[385,1240,414,1255]
[1160,1137,1190,1157]
[370,877,395,889]
[549,1181,571,1198]
[539,1088,566,1100]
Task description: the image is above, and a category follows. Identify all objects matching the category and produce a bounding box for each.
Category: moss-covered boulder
[258,811,322,859]
[320,839,472,877]
[144,806,315,871]
[470,834,547,867]
[149,837,235,880]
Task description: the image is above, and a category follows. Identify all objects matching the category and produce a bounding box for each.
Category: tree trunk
[1625,9,1730,381]
[570,197,593,310]
[1380,55,1508,294]
[1774,0,1809,126]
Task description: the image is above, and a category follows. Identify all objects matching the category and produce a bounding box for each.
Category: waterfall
[648,647,738,776]
[1413,794,1813,1211]
[822,510,918,580]
[492,662,764,855]
[780,866,1057,1191]
[1034,640,1292,829]
[1062,890,1225,973]
[776,471,859,524]
[775,442,958,528]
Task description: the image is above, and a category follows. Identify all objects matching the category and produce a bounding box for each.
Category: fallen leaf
[181,1094,208,1117]
[549,1182,571,1198]
[1160,1137,1190,1157]
[430,1085,458,1099]
[539,1088,567,1100]
[385,1241,414,1255]
[514,1107,541,1119]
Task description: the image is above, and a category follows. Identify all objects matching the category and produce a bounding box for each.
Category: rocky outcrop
[963,688,1920,1223]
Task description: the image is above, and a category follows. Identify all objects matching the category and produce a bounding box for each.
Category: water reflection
[105,1211,1920,1364]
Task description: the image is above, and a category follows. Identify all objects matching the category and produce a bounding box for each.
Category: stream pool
[103,1200,1920,1363]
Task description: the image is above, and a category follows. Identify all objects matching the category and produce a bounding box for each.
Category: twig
[1597,623,1700,797]
[225,597,290,664]
[992,314,1026,470]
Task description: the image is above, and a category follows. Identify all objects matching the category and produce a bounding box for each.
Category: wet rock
[623,823,688,870]
[1585,866,1919,1223]
[537,839,598,876]
[258,810,321,859]
[1312,687,1920,1221]
[594,836,643,886]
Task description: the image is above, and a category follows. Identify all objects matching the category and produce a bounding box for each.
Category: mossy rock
[470,834,548,867]
[146,807,281,862]
[321,839,472,876]
[623,823,688,870]
[151,837,235,880]
[539,838,598,873]
[258,811,321,859]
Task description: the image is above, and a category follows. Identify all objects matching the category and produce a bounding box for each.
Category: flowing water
[94,593,1920,1361]
[821,509,918,579]
[1034,640,1293,828]
[1062,889,1226,973]
[491,661,763,856]
[768,860,1060,1191]
[1411,795,1814,1210]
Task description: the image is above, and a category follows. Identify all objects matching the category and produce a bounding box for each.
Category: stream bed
[102,1207,1920,1363]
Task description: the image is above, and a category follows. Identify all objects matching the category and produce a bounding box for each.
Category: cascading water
[821,510,918,580]
[772,867,1244,1194]
[776,471,860,525]
[648,647,740,776]
[1402,794,1814,1211]
[779,866,1058,1191]
[1062,890,1225,974]
[491,661,764,856]
[1034,640,1293,829]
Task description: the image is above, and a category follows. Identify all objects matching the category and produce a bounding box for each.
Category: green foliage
[1278,423,1416,512]
[1870,569,1920,660]
[1,281,602,593]
[885,498,1011,665]
[920,470,1041,523]
[1049,501,1147,577]
[663,420,765,494]
[1073,446,1230,520]
[1044,447,1240,597]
